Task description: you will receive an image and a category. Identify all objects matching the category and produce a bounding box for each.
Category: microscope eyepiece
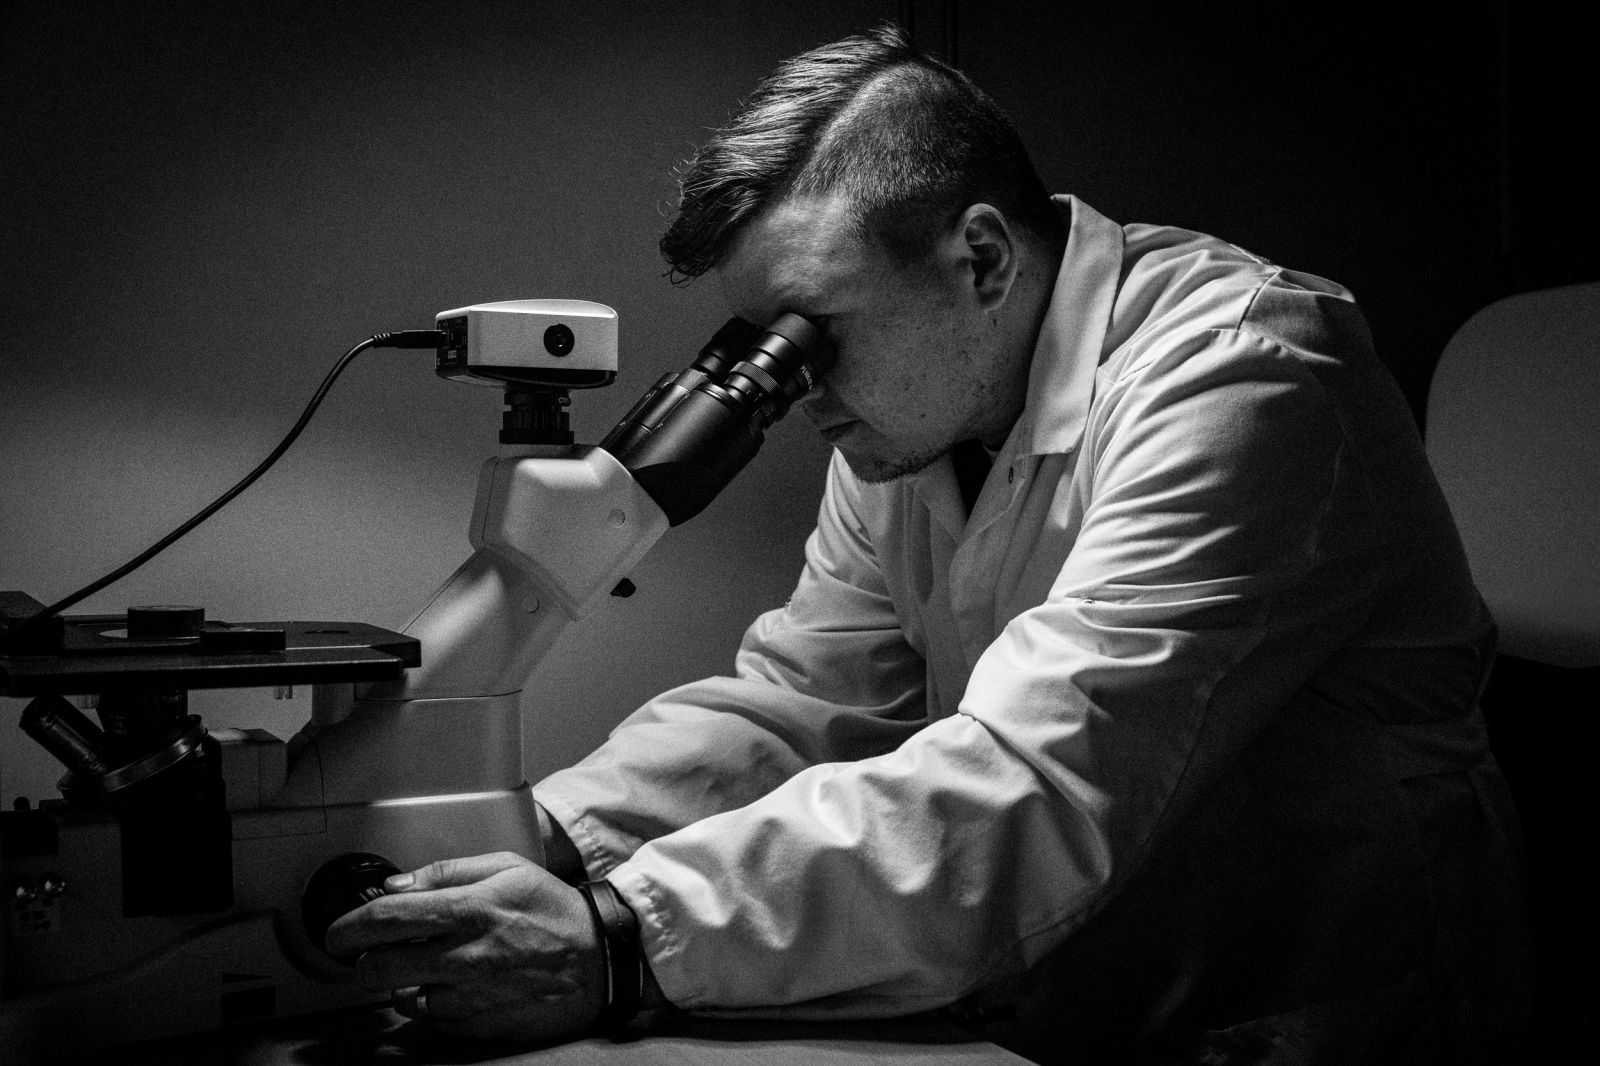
[602,312,834,526]
[721,313,835,426]
[691,316,765,379]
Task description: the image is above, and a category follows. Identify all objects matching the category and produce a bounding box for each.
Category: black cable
[0,329,444,652]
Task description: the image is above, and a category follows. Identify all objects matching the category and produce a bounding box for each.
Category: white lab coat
[535,198,1526,1057]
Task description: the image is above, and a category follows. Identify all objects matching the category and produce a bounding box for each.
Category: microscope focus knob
[301,851,401,961]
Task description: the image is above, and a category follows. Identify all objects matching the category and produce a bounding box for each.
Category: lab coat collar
[903,196,1123,541]
[1012,195,1124,459]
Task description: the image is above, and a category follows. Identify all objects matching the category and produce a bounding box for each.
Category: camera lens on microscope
[543,323,576,356]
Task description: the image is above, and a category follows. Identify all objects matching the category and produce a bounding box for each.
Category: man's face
[716,193,1004,483]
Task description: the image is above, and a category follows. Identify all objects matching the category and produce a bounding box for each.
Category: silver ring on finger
[394,985,431,1020]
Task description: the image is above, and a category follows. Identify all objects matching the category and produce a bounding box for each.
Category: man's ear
[940,203,1018,312]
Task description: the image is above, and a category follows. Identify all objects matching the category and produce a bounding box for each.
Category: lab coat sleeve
[533,451,929,875]
[604,330,1371,1016]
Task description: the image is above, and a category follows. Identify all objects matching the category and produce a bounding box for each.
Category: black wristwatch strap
[579,878,642,1029]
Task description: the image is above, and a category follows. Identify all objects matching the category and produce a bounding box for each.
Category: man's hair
[660,22,1062,282]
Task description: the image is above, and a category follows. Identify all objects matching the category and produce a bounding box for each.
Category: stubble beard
[840,443,946,484]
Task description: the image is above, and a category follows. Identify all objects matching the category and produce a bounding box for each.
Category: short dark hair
[660,22,1061,282]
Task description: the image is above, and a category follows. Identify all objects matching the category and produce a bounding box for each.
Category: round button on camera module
[544,323,575,357]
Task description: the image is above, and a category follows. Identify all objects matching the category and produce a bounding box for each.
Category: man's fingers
[391,985,426,1021]
[324,889,467,958]
[387,851,532,893]
[391,983,476,1024]
[324,854,546,959]
[356,938,457,991]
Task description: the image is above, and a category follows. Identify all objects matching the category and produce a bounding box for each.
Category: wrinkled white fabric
[534,197,1501,1019]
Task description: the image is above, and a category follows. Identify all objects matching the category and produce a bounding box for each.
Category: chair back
[1426,282,1600,668]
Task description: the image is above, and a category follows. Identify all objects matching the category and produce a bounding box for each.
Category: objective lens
[21,695,112,778]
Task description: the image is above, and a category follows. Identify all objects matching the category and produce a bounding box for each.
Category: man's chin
[840,448,939,484]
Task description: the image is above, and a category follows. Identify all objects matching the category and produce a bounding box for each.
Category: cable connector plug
[371,330,446,349]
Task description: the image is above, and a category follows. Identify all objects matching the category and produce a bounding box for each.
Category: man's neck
[975,233,1063,450]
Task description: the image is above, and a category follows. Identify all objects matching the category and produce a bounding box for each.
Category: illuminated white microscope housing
[0,300,831,1059]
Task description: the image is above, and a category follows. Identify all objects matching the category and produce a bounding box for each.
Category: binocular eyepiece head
[601,312,834,526]
[695,313,834,427]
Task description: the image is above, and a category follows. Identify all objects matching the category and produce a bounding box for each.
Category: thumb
[388,851,533,893]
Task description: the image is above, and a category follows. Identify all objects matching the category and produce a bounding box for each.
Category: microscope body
[0,301,830,1059]
[0,446,668,1059]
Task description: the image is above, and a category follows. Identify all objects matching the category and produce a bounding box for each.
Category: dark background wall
[3,0,1594,804]
[957,0,1596,416]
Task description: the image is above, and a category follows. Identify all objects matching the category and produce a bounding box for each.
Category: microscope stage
[1,591,419,696]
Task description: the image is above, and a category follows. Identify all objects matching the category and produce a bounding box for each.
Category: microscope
[0,301,832,1059]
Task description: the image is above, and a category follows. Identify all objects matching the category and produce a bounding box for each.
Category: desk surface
[66,1008,1034,1066]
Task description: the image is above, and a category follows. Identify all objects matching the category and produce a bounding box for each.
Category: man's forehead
[758,192,857,241]
[717,193,865,314]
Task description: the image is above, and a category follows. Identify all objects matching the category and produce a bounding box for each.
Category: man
[329,25,1529,1063]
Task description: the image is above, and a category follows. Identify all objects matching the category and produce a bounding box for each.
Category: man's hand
[324,851,605,1044]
